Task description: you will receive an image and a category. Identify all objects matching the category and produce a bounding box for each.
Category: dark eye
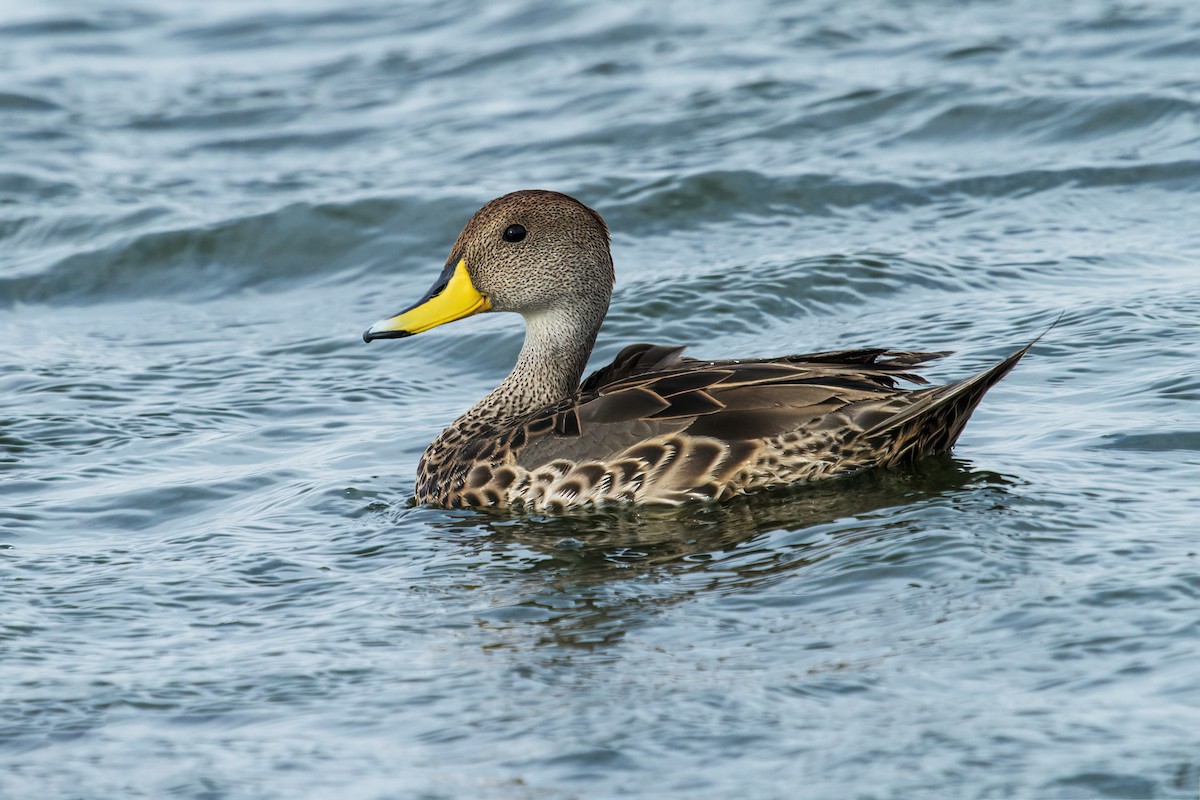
[503,224,526,243]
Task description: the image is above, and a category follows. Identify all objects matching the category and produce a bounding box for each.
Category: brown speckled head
[364,190,617,418]
[448,190,613,317]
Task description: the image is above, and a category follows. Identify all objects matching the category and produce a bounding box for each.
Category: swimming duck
[364,190,1032,512]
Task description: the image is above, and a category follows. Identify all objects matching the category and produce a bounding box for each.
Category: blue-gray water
[2,1,1199,797]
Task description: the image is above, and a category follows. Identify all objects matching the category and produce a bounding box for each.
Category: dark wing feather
[579,343,688,393]
[514,347,950,469]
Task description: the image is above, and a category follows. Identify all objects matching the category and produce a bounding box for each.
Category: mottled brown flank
[399,191,1035,512]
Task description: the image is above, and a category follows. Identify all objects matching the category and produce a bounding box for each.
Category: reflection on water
[410,458,1014,651]
[472,456,1002,570]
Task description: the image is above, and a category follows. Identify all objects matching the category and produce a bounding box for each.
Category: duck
[363,189,1033,512]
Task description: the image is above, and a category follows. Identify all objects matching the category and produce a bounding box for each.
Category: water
[2,0,1199,796]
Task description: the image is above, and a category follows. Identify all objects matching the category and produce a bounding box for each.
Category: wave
[597,161,1200,234]
[7,151,1199,308]
[0,92,61,112]
[894,94,1200,146]
[0,195,470,307]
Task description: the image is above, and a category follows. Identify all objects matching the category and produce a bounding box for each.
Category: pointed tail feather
[864,337,1039,467]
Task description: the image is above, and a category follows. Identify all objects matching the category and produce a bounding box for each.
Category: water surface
[2,1,1199,797]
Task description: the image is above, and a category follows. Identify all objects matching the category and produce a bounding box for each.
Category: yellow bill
[363,259,491,342]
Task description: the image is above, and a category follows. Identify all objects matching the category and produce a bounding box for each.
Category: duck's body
[365,190,1032,512]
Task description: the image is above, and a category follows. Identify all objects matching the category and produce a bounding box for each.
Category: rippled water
[3,1,1199,797]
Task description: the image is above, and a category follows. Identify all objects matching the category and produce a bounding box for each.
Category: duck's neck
[464,305,604,424]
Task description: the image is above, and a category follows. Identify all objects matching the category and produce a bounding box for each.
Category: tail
[864,334,1042,467]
